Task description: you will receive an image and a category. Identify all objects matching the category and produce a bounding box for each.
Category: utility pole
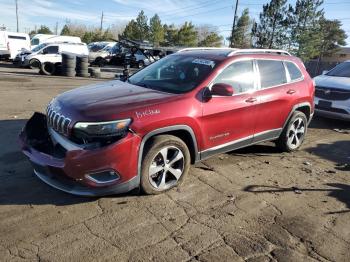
[55,22,58,35]
[15,0,19,32]
[100,11,104,31]
[229,0,239,47]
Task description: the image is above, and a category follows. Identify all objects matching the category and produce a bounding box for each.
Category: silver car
[313,61,350,120]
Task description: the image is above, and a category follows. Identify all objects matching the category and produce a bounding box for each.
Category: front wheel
[276,111,308,152]
[29,59,40,69]
[141,135,190,194]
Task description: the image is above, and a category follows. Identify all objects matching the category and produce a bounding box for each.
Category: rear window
[286,61,303,80]
[258,60,287,88]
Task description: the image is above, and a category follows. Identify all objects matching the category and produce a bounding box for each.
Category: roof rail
[178,47,238,52]
[228,49,291,56]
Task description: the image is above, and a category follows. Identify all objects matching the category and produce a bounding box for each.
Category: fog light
[85,170,120,185]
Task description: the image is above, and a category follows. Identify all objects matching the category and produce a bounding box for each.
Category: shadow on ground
[244,183,350,214]
[309,116,350,131]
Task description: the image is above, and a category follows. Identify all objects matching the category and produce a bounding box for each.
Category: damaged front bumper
[19,112,141,196]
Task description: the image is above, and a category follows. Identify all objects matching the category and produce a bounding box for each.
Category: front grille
[315,104,349,115]
[46,104,71,135]
[315,86,350,101]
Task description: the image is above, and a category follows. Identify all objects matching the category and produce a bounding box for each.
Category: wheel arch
[137,125,199,180]
[282,102,312,131]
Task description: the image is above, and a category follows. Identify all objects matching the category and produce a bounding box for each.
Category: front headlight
[74,118,132,137]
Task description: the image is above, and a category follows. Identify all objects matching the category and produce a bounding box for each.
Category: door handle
[245,97,257,103]
[287,89,296,94]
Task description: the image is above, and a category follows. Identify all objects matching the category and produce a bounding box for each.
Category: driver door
[200,59,258,158]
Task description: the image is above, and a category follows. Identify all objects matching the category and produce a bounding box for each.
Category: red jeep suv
[20,48,314,196]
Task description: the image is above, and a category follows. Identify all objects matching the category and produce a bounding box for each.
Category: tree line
[230,0,347,61]
[121,11,223,47]
[28,0,347,61]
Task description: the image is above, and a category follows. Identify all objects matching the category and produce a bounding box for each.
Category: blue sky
[0,0,349,45]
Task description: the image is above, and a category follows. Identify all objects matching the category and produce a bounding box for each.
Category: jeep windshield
[128,55,217,94]
[326,62,350,77]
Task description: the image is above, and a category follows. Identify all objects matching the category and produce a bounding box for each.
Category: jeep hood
[314,75,350,90]
[52,80,177,121]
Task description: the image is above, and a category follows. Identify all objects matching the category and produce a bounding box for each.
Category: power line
[163,5,233,21]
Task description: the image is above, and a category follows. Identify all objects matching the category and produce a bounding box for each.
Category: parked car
[0,31,30,60]
[19,48,314,196]
[23,42,89,69]
[31,34,81,49]
[88,42,116,66]
[313,61,350,120]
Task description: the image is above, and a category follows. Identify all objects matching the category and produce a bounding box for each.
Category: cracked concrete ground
[0,66,350,262]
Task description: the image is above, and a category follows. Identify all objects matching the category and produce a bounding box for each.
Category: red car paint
[19,49,314,196]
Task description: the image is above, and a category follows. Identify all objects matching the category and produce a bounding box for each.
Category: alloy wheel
[148,146,184,190]
[287,117,306,149]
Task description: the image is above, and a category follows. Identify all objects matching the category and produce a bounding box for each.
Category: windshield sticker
[192,59,215,68]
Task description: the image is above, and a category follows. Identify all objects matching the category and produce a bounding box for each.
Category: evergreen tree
[122,20,138,40]
[178,22,198,47]
[198,32,223,47]
[149,14,164,47]
[319,18,347,58]
[135,10,149,41]
[230,9,252,48]
[288,0,324,60]
[162,24,179,46]
[252,0,287,49]
[60,24,71,36]
[37,25,53,34]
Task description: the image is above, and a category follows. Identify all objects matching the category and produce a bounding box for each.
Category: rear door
[201,59,258,157]
[253,59,295,142]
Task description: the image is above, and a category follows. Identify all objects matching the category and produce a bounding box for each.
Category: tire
[141,135,191,195]
[41,62,56,75]
[95,57,106,67]
[276,111,308,152]
[29,59,40,69]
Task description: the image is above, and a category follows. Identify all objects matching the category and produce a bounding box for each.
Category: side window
[213,60,255,94]
[286,61,303,80]
[257,60,287,88]
[44,46,59,54]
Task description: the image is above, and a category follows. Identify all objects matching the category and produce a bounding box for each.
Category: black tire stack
[61,53,76,77]
[76,56,89,77]
[89,67,101,78]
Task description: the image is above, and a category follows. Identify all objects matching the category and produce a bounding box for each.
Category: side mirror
[211,83,234,96]
[322,70,329,75]
[42,49,48,55]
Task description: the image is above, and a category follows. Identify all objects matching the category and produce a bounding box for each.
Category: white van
[31,34,81,49]
[23,42,89,68]
[0,31,30,60]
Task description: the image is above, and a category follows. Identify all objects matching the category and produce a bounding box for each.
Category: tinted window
[8,35,26,40]
[258,60,287,88]
[286,62,302,80]
[326,62,350,77]
[213,60,255,94]
[44,46,59,54]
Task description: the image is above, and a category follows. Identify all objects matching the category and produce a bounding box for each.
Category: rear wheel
[141,135,190,194]
[276,111,308,152]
